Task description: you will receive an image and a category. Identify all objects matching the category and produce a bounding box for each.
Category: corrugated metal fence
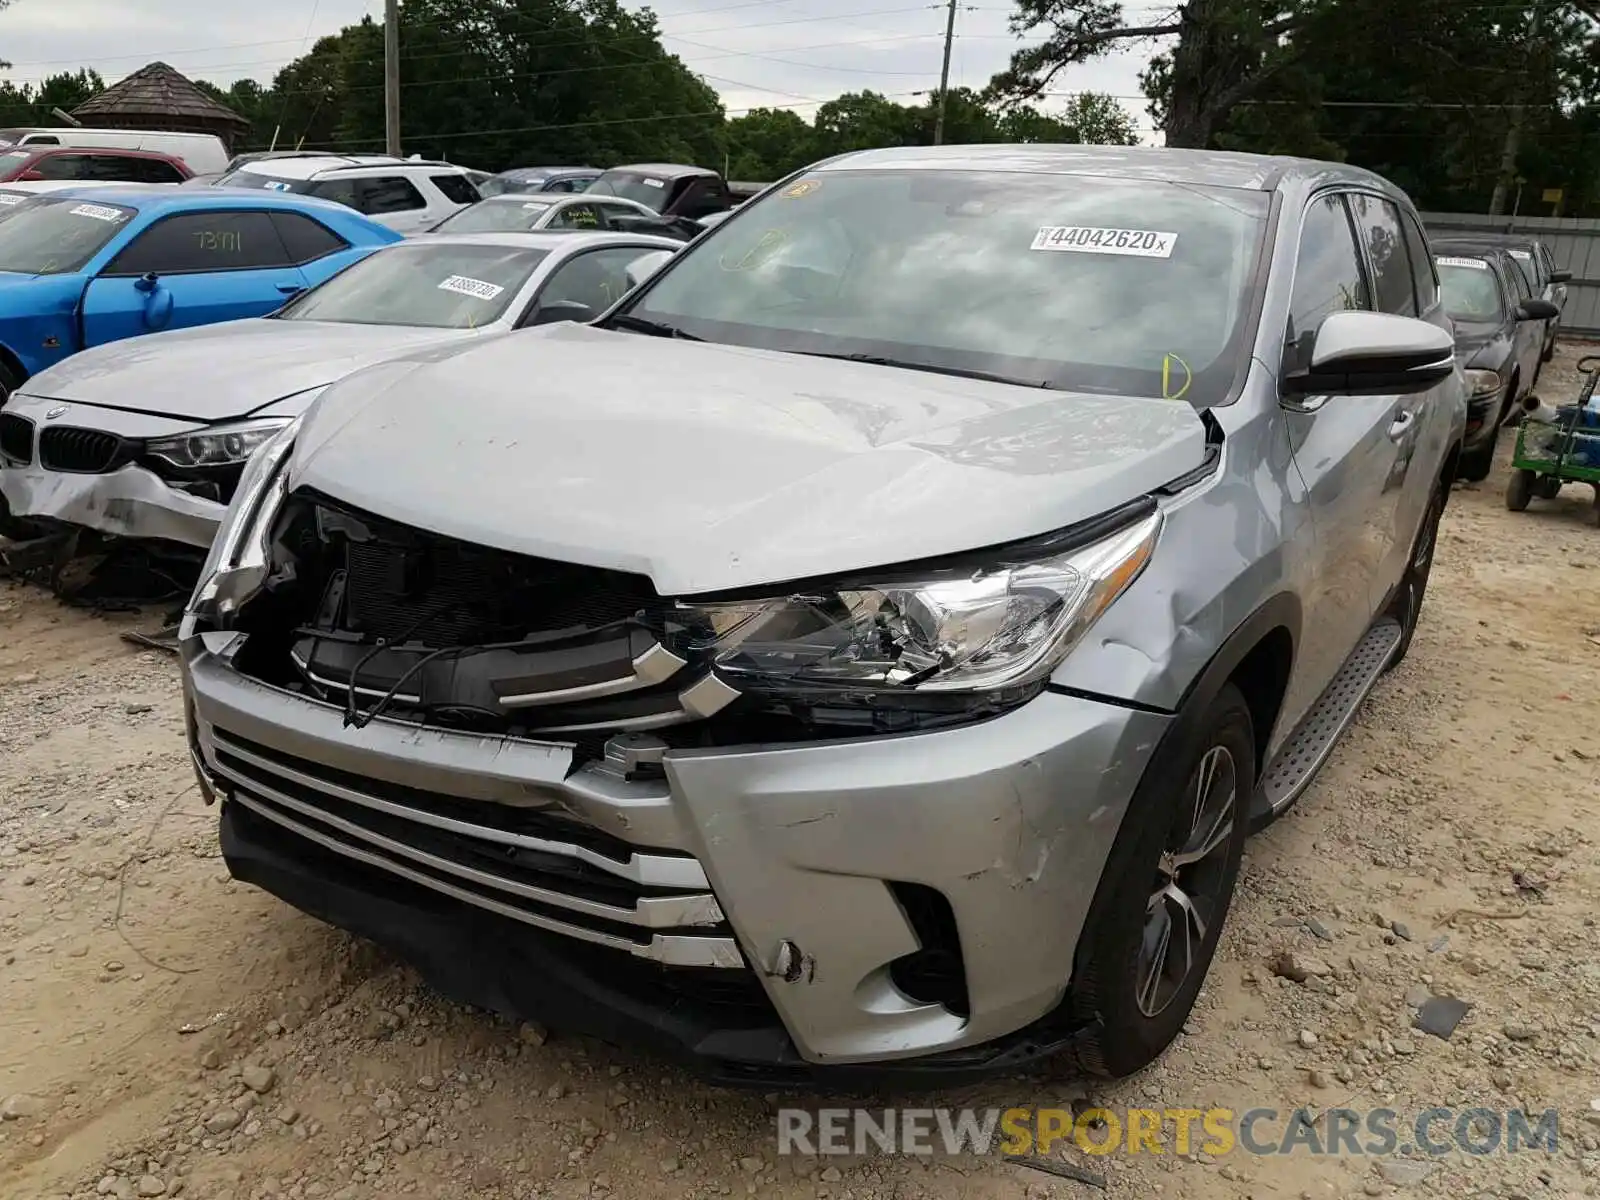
[1421,211,1600,338]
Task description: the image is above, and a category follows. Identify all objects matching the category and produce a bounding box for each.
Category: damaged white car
[0,230,679,548]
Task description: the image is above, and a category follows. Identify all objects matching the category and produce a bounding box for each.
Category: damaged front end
[181,422,1173,1081]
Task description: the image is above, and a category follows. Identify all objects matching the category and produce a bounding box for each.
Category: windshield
[624,169,1269,403]
[216,168,310,193]
[433,198,553,233]
[0,197,135,274]
[587,171,674,211]
[1436,257,1503,323]
[276,242,550,328]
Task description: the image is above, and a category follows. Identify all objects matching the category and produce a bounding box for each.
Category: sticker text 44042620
[1032,226,1177,258]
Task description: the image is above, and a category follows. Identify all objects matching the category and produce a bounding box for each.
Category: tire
[1536,476,1563,500]
[1506,469,1536,512]
[1385,481,1445,670]
[1066,682,1254,1079]
[1458,423,1499,483]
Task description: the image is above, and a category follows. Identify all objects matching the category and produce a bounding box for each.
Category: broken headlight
[185,417,300,626]
[147,417,295,469]
[677,510,1160,697]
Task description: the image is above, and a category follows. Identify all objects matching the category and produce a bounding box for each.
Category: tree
[989,0,1336,148]
[724,107,815,180]
[1057,92,1140,144]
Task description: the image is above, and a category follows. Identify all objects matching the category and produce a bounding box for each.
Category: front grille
[207,724,745,968]
[0,412,32,464]
[38,425,130,474]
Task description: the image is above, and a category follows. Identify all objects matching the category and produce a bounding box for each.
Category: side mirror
[529,299,599,326]
[624,249,674,290]
[1550,270,1572,284]
[1516,298,1559,322]
[1282,310,1455,397]
[133,272,160,294]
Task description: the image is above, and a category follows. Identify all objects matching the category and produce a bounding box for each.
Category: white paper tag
[1508,249,1531,261]
[642,178,665,189]
[0,193,23,206]
[1436,256,1488,270]
[69,203,125,222]
[1031,226,1177,257]
[521,202,549,210]
[263,180,293,192]
[438,275,504,300]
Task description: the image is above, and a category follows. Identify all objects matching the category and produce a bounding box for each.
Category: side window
[271,212,348,264]
[530,247,657,321]
[431,174,480,206]
[1286,193,1370,365]
[102,211,293,275]
[595,201,645,226]
[1398,210,1438,314]
[24,135,59,146]
[355,176,426,214]
[547,203,602,230]
[33,154,92,180]
[136,158,186,184]
[1347,193,1415,316]
[310,178,359,210]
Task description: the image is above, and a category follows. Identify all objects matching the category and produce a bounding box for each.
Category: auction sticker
[1032,226,1176,257]
[0,194,22,206]
[70,203,126,223]
[642,177,665,189]
[1436,256,1488,270]
[438,275,504,300]
[782,179,821,199]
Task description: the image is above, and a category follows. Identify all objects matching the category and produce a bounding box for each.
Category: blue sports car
[0,185,400,398]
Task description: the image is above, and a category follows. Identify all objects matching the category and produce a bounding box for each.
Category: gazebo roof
[71,62,249,133]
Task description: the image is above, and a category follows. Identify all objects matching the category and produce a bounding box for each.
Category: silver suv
[180,146,1465,1085]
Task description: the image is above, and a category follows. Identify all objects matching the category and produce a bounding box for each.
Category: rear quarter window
[431,174,480,206]
[272,212,349,263]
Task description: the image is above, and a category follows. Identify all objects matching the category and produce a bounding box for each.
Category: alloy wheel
[1136,745,1238,1018]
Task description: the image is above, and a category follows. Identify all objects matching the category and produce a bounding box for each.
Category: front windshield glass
[276,242,550,328]
[216,168,311,193]
[433,198,553,233]
[0,197,135,274]
[1436,256,1503,323]
[625,168,1270,404]
[587,171,672,211]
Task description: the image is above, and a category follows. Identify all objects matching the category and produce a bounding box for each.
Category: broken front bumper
[183,634,1169,1080]
[0,394,225,549]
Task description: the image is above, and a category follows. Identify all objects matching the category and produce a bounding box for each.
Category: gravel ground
[3,343,1599,1200]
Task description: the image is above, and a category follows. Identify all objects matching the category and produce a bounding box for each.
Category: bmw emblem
[44,406,66,420]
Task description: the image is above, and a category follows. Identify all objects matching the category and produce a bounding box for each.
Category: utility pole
[931,0,958,146]
[384,0,402,157]
[1489,2,1542,216]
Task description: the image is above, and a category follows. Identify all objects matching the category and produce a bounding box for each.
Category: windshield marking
[438,274,505,300]
[1031,225,1177,257]
[1437,256,1488,270]
[69,203,127,223]
[0,194,23,206]
[642,178,664,188]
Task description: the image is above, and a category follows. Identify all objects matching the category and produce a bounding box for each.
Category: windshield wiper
[605,313,702,340]
[793,351,1052,389]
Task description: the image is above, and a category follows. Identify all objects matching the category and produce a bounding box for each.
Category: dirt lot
[3,345,1599,1200]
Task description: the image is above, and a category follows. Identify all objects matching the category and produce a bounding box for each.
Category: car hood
[289,324,1209,595]
[1451,320,1511,366]
[21,319,481,422]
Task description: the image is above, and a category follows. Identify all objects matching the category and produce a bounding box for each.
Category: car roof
[499,166,598,178]
[20,146,181,161]
[602,163,715,180]
[233,155,427,179]
[814,143,1400,193]
[1434,231,1545,253]
[24,182,375,218]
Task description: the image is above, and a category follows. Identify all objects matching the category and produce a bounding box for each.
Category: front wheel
[1458,422,1500,483]
[1067,683,1254,1079]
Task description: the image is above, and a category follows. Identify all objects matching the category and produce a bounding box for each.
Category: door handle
[1388,409,1416,440]
[276,283,305,295]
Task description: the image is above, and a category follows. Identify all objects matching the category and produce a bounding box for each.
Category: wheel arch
[0,342,27,390]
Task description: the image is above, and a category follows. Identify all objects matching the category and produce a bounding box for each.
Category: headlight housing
[1463,369,1502,400]
[185,417,300,627]
[147,417,294,469]
[675,510,1161,700]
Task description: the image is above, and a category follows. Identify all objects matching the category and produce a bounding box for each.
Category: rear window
[433,198,553,233]
[587,171,675,211]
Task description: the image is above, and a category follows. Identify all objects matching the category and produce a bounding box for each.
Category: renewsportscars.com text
[776,1107,1561,1158]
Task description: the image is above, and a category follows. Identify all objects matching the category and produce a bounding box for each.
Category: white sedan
[0,230,679,548]
[428,192,663,234]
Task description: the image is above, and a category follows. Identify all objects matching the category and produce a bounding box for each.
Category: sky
[0,0,1162,140]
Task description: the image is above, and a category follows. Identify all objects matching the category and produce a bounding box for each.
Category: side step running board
[1251,617,1402,825]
